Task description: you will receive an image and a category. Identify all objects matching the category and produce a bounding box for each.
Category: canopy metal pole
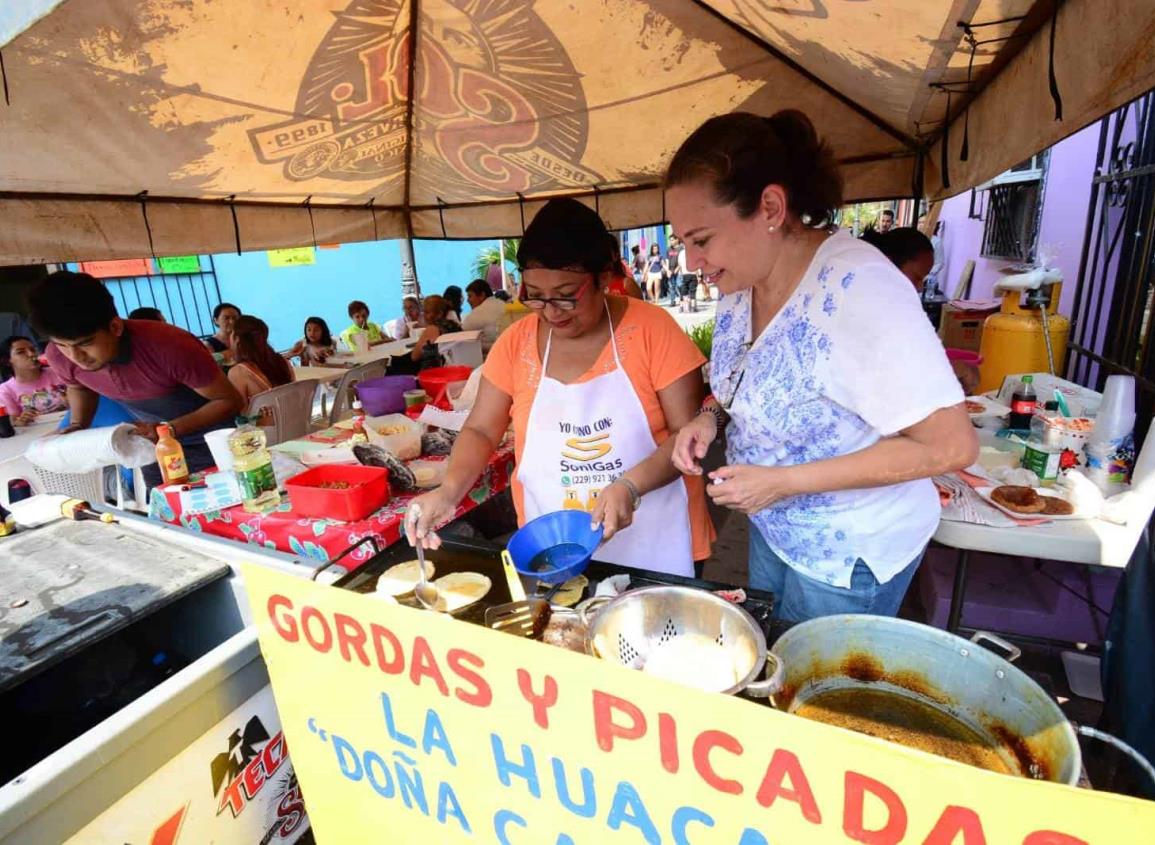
[400,237,420,298]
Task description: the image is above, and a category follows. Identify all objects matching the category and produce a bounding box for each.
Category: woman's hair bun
[666,109,843,227]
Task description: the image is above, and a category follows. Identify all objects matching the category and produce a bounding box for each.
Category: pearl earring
[768,225,777,233]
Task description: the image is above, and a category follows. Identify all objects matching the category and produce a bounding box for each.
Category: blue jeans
[748,527,924,623]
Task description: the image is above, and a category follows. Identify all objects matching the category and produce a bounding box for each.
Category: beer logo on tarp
[248,0,600,198]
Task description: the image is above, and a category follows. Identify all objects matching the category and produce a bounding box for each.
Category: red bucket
[418,366,473,410]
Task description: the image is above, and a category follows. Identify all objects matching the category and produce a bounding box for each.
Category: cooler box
[0,513,317,844]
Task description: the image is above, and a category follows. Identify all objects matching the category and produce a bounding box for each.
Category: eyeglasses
[718,342,753,412]
[519,277,593,311]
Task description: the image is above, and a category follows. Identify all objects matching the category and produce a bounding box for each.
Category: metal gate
[1068,90,1155,442]
[96,256,223,340]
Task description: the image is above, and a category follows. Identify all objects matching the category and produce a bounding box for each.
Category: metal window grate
[1067,89,1155,446]
[98,256,222,339]
[980,181,1042,261]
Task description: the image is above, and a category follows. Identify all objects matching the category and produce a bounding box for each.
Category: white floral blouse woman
[667,110,978,624]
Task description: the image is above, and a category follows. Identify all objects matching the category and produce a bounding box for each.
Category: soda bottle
[1009,375,1037,430]
[155,423,189,484]
[0,408,14,439]
[228,415,280,513]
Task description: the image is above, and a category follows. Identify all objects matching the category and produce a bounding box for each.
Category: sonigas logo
[561,432,612,462]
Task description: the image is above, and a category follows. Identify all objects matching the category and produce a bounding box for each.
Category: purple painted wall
[935,123,1100,316]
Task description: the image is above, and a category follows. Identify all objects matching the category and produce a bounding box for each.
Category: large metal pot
[769,615,1081,785]
[581,586,783,697]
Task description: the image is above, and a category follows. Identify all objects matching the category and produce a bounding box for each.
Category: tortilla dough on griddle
[433,572,492,612]
[375,559,435,596]
[550,574,588,608]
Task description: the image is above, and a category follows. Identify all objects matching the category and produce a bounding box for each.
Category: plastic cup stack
[1086,375,1136,496]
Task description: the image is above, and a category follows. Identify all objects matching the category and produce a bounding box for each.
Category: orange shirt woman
[408,198,714,573]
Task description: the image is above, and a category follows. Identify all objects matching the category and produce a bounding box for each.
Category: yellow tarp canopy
[1,0,1152,263]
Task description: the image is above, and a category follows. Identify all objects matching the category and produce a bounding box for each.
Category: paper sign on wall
[156,255,201,273]
[267,247,316,267]
[79,258,152,278]
[243,564,1155,845]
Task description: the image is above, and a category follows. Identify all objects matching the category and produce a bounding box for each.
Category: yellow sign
[243,565,1155,844]
[267,246,316,267]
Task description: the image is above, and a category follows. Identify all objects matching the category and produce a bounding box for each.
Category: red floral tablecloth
[148,444,515,569]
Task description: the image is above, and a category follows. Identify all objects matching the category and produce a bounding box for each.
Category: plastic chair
[329,360,389,424]
[247,379,320,446]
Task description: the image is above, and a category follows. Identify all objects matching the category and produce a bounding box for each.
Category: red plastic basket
[284,465,391,521]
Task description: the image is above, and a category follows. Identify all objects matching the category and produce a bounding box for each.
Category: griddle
[333,537,775,642]
[332,535,516,625]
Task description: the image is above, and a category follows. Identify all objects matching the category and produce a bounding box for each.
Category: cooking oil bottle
[227,416,280,513]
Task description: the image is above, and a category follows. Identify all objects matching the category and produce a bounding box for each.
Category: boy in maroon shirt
[27,271,243,485]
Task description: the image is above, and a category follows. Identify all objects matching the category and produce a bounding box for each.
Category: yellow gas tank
[977,284,1070,393]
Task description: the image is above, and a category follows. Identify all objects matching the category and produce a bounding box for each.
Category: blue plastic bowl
[506,510,604,586]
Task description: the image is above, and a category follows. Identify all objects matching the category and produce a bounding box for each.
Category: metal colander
[580,585,782,697]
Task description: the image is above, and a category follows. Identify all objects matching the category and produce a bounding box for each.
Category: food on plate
[433,572,492,612]
[550,575,588,608]
[642,634,741,691]
[964,400,986,414]
[541,611,587,652]
[990,485,1045,514]
[1040,495,1075,516]
[375,559,436,596]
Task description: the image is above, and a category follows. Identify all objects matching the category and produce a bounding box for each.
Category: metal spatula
[485,552,561,638]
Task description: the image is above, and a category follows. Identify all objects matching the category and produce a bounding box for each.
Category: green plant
[686,319,714,360]
[472,238,520,283]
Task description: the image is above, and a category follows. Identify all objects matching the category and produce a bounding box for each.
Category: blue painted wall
[80,239,496,352]
[215,239,490,350]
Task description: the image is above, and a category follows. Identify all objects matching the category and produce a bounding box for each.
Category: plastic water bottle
[228,416,280,513]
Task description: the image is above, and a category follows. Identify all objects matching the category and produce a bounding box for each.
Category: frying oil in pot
[794,688,1015,775]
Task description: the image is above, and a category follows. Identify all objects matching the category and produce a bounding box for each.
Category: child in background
[340,300,391,350]
[286,316,336,365]
[0,335,68,424]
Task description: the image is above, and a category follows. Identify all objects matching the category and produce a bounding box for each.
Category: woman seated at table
[407,198,714,575]
[285,316,336,366]
[228,316,295,413]
[0,335,67,425]
[409,295,461,370]
[666,111,977,622]
[203,302,241,364]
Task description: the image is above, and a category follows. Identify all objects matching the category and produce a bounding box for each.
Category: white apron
[519,306,694,575]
